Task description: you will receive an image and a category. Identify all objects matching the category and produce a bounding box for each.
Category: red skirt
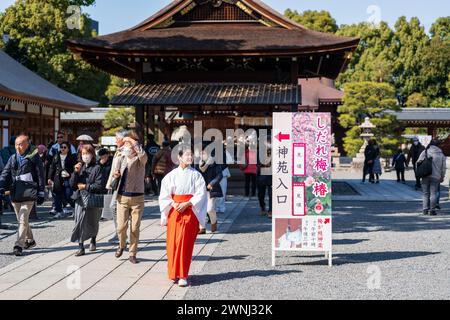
[166,194,199,280]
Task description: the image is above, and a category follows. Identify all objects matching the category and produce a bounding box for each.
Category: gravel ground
[185,195,450,300]
[0,198,160,269]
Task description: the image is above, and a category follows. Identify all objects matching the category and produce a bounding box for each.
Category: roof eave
[67,39,359,57]
[0,88,97,112]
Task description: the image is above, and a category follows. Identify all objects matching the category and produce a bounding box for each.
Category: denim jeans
[54,185,73,213]
[422,177,440,212]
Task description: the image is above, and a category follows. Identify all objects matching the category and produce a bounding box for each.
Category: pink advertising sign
[272,112,333,266]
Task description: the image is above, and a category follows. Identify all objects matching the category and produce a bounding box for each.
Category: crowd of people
[0,129,275,287]
[0,127,447,286]
[363,137,447,216]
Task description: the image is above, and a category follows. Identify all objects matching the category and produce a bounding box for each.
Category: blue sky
[0,0,448,35]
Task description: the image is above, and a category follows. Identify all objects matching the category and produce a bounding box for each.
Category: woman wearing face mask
[70,145,106,256]
[159,146,207,287]
[113,132,147,264]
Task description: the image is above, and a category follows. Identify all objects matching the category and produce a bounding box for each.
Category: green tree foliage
[337,22,395,85]
[102,108,135,137]
[406,93,429,108]
[391,17,429,104]
[338,82,401,157]
[418,17,450,105]
[284,9,338,33]
[0,0,109,103]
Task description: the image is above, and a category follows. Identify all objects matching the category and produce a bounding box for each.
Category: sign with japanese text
[272,113,333,266]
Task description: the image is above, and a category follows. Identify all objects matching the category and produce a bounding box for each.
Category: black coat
[70,162,107,201]
[392,153,407,170]
[196,162,223,198]
[407,143,425,166]
[364,145,377,164]
[48,153,77,192]
[98,156,113,190]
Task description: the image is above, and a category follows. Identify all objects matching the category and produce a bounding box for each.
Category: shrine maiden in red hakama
[159,151,207,286]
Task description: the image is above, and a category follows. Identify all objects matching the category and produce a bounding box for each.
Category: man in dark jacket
[392,149,407,183]
[0,135,45,256]
[196,149,223,234]
[407,137,426,189]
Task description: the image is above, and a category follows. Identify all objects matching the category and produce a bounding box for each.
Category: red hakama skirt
[166,194,200,280]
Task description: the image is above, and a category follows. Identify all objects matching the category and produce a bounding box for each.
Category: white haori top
[159,165,208,228]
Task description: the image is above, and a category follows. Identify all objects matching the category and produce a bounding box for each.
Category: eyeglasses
[57,136,64,139]
[61,146,68,149]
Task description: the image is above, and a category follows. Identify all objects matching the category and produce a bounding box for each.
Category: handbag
[416,148,433,179]
[101,193,114,220]
[11,180,38,203]
[78,190,104,209]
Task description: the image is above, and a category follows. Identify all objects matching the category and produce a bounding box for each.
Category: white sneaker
[63,208,73,215]
[178,278,188,287]
[53,212,66,219]
[49,208,57,215]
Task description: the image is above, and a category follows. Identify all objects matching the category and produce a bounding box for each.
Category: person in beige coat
[109,132,147,264]
[106,129,128,243]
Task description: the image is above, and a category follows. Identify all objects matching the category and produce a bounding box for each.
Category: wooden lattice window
[180,3,254,21]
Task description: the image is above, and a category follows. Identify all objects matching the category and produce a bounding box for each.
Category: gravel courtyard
[185,196,450,300]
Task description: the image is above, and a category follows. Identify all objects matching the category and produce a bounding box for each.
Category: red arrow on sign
[324,218,331,224]
[275,132,290,142]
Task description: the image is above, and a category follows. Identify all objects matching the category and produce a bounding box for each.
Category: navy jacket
[196,161,223,198]
[0,146,45,195]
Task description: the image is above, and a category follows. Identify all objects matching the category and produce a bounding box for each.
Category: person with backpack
[392,148,407,183]
[0,135,45,256]
[417,139,446,216]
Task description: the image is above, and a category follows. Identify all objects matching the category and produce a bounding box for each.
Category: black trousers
[258,185,272,212]
[396,169,405,182]
[413,166,422,188]
[362,163,374,182]
[245,173,257,197]
[155,174,165,196]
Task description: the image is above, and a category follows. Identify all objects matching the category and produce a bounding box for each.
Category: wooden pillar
[428,126,437,138]
[291,58,299,113]
[24,102,28,136]
[39,105,43,145]
[147,106,157,141]
[135,105,145,143]
[157,108,166,143]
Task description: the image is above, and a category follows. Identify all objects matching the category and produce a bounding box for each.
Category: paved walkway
[0,196,248,300]
[332,169,424,202]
